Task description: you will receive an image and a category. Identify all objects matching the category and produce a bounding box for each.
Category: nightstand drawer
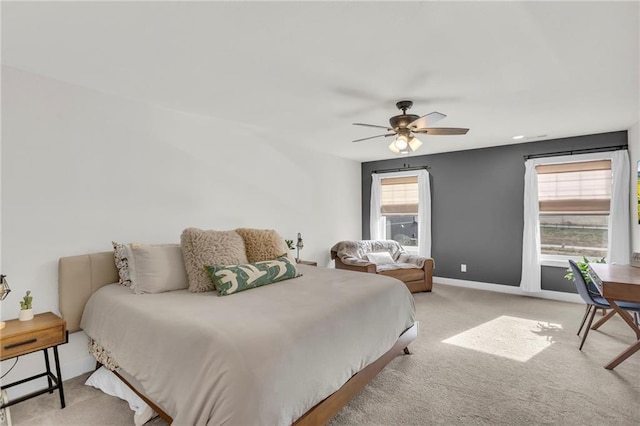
[2,324,66,359]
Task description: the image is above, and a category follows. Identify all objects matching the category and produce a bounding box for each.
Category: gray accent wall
[361,131,628,293]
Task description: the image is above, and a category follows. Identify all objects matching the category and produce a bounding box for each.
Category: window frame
[521,149,630,293]
[380,173,420,252]
[535,158,613,266]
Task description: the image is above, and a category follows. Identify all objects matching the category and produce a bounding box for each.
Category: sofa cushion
[365,252,395,265]
[378,267,425,283]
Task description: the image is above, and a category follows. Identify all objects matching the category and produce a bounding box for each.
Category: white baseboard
[434,276,583,304]
[61,355,97,380]
[2,354,96,401]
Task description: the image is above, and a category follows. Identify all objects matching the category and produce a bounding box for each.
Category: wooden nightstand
[296,259,318,267]
[0,312,68,409]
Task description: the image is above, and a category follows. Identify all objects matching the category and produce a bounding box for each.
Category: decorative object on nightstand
[18,291,33,322]
[296,259,318,267]
[0,312,68,410]
[285,239,295,251]
[0,275,11,330]
[296,233,304,262]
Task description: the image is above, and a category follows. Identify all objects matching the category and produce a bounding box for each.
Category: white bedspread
[81,265,415,425]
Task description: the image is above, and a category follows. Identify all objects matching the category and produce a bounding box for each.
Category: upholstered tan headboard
[58,251,118,333]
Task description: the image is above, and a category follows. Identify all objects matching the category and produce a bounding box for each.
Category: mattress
[81,264,415,425]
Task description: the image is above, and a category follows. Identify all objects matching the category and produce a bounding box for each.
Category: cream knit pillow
[181,228,248,293]
[235,228,292,263]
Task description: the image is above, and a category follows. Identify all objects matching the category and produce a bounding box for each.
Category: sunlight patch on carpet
[442,315,563,362]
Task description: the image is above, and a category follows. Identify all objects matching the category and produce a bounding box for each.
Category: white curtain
[609,150,630,265]
[520,160,541,292]
[520,149,631,292]
[417,169,432,257]
[370,173,384,240]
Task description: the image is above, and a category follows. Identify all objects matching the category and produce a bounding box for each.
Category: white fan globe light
[408,136,422,151]
[394,136,409,150]
[388,141,400,153]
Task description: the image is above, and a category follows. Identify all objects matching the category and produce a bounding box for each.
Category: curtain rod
[371,165,429,174]
[524,145,627,160]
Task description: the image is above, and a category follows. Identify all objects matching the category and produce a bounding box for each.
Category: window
[380,175,419,250]
[521,149,629,293]
[536,160,611,259]
[371,169,431,257]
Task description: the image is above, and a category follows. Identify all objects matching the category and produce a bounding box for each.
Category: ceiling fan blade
[408,112,446,129]
[413,127,469,135]
[353,123,393,130]
[352,133,395,143]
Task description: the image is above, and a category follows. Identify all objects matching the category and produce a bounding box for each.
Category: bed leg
[403,347,411,355]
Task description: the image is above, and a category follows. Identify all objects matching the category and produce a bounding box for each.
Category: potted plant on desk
[564,256,606,291]
[19,290,34,321]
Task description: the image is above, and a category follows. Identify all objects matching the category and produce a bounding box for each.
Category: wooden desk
[588,263,640,370]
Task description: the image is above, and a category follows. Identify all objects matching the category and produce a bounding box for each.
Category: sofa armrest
[422,258,434,291]
[396,254,434,291]
[334,256,377,274]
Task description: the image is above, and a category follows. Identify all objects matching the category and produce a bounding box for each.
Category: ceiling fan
[353,100,469,154]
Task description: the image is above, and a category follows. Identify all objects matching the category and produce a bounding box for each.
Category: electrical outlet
[461,264,467,272]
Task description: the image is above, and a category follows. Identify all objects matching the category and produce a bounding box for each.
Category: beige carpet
[9,284,640,425]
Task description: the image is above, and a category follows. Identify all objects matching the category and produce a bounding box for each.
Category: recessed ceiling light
[512,135,525,140]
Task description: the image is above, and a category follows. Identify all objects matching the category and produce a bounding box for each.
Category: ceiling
[2,1,639,162]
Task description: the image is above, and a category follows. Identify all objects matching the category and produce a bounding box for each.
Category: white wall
[629,121,640,252]
[0,66,362,397]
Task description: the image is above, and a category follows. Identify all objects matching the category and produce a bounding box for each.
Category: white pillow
[128,243,189,294]
[365,252,395,265]
[85,367,157,425]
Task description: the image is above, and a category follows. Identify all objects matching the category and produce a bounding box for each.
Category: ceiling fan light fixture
[393,135,409,150]
[388,141,400,154]
[353,100,469,155]
[408,136,422,152]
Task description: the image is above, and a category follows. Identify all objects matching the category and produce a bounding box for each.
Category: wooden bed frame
[58,251,418,425]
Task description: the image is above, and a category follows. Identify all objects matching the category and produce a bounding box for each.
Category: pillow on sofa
[366,252,395,265]
[181,228,249,293]
[128,243,189,294]
[235,228,292,263]
[205,256,298,296]
[112,241,132,286]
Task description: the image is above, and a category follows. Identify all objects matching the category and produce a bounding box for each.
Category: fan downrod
[396,100,413,114]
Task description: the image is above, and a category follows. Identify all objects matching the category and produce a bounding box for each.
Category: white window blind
[380,176,418,215]
[536,160,611,214]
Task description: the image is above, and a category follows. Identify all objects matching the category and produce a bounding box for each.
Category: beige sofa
[330,240,433,293]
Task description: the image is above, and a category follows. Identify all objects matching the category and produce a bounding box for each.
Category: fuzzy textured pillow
[235,228,291,263]
[205,256,298,296]
[181,228,249,293]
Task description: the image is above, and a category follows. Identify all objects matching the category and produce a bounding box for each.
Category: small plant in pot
[19,290,34,321]
[564,256,606,290]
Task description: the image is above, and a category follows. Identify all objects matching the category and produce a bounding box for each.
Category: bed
[58,251,417,425]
